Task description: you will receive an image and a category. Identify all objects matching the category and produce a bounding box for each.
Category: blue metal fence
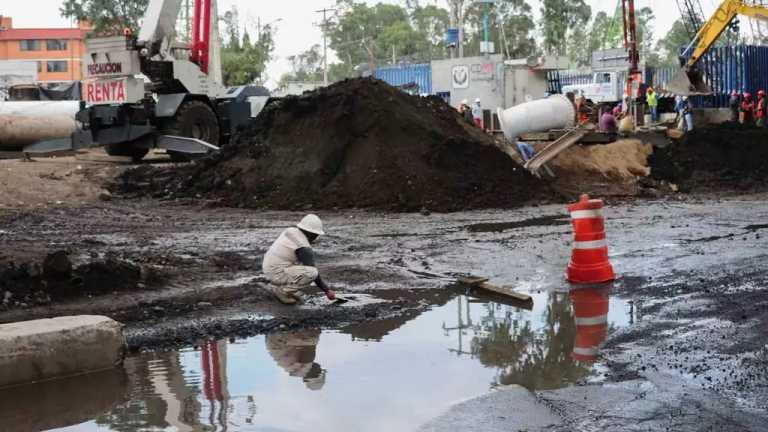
[548,45,768,107]
[693,45,768,107]
[375,63,432,95]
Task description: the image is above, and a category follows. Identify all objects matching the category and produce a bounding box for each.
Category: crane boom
[137,0,183,58]
[669,0,768,95]
[684,0,768,67]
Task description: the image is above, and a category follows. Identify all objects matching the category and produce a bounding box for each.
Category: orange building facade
[0,17,90,83]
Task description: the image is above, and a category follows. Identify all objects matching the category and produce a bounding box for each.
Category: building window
[19,40,41,51]
[46,39,68,51]
[47,61,68,73]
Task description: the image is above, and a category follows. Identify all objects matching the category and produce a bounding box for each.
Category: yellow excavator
[668,0,768,95]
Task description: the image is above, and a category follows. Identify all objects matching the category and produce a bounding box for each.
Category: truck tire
[161,100,220,162]
[104,143,149,163]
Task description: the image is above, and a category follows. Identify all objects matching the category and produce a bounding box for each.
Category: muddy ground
[1,190,768,431]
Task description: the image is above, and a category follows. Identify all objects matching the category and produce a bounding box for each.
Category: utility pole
[448,0,466,58]
[316,7,336,86]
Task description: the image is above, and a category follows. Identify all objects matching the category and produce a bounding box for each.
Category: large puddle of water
[5,287,633,432]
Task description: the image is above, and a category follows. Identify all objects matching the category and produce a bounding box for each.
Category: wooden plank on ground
[457,276,533,304]
[524,128,587,176]
[473,281,533,303]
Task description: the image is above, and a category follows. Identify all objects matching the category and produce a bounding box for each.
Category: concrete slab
[0,315,125,388]
[417,385,562,432]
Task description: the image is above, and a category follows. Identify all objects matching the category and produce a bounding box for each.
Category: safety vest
[647,92,658,107]
[758,98,766,117]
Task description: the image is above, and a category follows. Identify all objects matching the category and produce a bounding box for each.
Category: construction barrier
[567,194,615,284]
[570,286,610,362]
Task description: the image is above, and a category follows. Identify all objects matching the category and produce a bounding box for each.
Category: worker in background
[646,87,659,123]
[741,92,755,125]
[621,94,630,117]
[756,90,766,127]
[600,107,618,138]
[516,141,536,162]
[459,99,473,123]
[575,95,591,125]
[262,214,336,305]
[472,98,483,129]
[683,96,694,132]
[675,95,685,130]
[729,91,741,122]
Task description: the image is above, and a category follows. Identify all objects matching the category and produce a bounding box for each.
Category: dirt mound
[0,250,145,309]
[540,139,652,196]
[650,123,768,192]
[118,78,552,211]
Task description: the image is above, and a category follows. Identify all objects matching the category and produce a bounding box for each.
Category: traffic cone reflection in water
[567,194,615,284]
[570,286,610,362]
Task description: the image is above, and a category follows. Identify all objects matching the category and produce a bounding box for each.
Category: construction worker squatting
[262,214,336,304]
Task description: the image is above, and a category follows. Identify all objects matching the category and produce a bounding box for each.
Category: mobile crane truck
[24,0,268,161]
[668,0,768,95]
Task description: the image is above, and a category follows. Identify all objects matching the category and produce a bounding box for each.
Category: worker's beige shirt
[262,227,310,276]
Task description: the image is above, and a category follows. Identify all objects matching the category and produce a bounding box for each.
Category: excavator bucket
[666,66,712,96]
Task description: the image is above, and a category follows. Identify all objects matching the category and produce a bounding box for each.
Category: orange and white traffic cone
[567,194,615,284]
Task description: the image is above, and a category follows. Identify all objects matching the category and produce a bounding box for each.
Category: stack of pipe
[0,101,79,151]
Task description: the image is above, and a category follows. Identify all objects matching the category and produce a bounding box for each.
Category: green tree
[410,4,450,62]
[220,7,275,86]
[540,0,591,57]
[221,6,241,51]
[329,1,411,73]
[462,0,536,58]
[498,0,537,58]
[656,19,692,66]
[584,11,615,60]
[277,44,325,88]
[60,0,148,36]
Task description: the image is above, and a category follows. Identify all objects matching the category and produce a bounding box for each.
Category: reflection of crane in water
[442,296,475,356]
[441,296,527,357]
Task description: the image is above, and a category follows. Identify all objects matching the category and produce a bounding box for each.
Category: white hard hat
[475,98,481,103]
[682,96,689,100]
[461,99,468,105]
[297,214,324,236]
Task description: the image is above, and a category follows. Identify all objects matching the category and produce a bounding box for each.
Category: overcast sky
[1,0,727,88]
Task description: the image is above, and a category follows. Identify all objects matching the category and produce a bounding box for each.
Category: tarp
[39,82,81,101]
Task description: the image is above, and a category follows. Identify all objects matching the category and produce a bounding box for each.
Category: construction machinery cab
[24,0,266,162]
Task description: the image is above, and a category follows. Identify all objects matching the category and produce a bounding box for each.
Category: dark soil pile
[119,78,552,211]
[650,122,768,192]
[0,250,144,310]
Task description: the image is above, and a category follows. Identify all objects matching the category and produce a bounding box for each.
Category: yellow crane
[668,0,768,95]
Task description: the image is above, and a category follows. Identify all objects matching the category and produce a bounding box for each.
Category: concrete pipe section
[0,101,79,151]
[497,94,575,142]
[0,315,126,388]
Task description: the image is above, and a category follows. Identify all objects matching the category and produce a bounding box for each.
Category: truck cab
[562,71,622,103]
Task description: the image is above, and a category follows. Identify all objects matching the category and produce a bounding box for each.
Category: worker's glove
[325,290,336,301]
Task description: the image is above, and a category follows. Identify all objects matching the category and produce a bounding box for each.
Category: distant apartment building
[0,16,90,84]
